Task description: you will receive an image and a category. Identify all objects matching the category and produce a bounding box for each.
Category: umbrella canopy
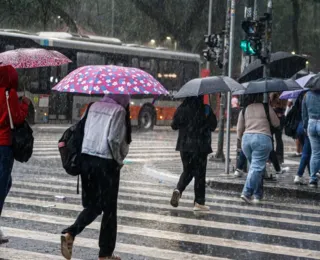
[296,73,316,88]
[291,69,313,80]
[305,73,320,90]
[238,52,308,83]
[173,76,245,99]
[53,65,168,95]
[280,89,308,100]
[0,48,71,68]
[235,78,302,95]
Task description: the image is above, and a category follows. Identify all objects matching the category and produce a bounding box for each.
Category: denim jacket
[302,91,320,129]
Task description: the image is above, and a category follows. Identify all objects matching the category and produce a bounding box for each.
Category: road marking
[2,214,320,259]
[6,194,320,229]
[3,227,229,260]
[10,186,320,219]
[0,247,82,260]
[13,180,320,212]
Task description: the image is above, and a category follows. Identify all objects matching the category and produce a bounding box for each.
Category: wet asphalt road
[1,126,320,260]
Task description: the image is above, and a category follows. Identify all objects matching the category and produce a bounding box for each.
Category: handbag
[5,90,34,163]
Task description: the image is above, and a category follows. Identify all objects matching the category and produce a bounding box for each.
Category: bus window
[184,62,198,83]
[131,58,139,68]
[77,52,105,67]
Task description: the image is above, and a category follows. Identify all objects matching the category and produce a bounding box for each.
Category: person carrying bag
[0,65,30,244]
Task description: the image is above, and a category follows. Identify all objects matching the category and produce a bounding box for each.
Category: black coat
[171,98,217,154]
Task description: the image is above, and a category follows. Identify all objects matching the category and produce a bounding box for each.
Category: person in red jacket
[0,65,29,244]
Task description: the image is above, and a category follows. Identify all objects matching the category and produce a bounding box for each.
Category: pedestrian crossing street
[2,169,320,259]
[2,129,319,259]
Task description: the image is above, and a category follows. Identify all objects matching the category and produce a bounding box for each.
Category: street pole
[225,0,236,174]
[253,0,258,20]
[206,0,213,70]
[111,0,115,37]
[213,0,231,162]
[263,0,273,103]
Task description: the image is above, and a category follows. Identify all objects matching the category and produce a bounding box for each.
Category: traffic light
[203,33,223,68]
[240,19,266,57]
[240,39,262,56]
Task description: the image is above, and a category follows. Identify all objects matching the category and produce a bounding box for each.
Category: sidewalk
[147,155,320,201]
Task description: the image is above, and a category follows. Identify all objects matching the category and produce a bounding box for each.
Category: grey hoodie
[81,94,130,165]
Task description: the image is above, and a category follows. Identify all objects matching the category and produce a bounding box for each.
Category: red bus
[0,29,201,130]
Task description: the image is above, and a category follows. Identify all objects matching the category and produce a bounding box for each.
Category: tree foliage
[0,0,319,72]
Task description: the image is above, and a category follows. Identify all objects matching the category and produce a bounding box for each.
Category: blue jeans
[242,134,272,199]
[308,119,320,184]
[296,123,311,177]
[0,146,14,216]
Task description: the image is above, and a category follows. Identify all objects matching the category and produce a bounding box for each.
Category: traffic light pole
[263,0,273,103]
[206,0,213,70]
[225,0,236,174]
[213,0,231,162]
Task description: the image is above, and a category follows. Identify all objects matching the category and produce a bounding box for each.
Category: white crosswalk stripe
[1,130,318,259]
[30,131,239,163]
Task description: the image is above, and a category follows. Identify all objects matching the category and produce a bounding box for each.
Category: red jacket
[0,65,29,146]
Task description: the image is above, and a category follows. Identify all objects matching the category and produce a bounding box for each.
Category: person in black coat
[170,96,217,211]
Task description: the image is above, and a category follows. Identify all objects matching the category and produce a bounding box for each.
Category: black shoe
[309,182,318,188]
[170,189,181,208]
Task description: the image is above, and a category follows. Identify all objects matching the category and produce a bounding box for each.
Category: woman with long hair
[170,96,217,211]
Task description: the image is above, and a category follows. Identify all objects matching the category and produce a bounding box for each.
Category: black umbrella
[234,78,302,95]
[305,73,320,90]
[291,69,314,80]
[174,76,244,99]
[238,52,308,83]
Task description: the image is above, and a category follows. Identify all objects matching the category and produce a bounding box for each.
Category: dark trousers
[269,150,281,172]
[177,152,208,205]
[274,128,284,163]
[62,155,120,258]
[0,146,14,216]
[237,150,247,171]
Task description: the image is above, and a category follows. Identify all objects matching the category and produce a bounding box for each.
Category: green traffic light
[240,40,257,55]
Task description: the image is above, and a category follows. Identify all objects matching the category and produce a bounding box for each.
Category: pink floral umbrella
[0,48,71,68]
[52,65,168,95]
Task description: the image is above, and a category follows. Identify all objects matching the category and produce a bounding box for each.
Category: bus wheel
[138,105,155,131]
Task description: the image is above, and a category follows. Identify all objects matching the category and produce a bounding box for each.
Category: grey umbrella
[174,76,245,99]
[234,78,302,95]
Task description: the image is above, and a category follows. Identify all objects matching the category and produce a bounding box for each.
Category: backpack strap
[5,89,14,130]
[81,102,94,122]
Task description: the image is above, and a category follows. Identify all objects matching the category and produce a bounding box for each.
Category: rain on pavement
[1,125,319,260]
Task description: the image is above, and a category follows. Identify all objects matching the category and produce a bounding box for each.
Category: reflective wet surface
[1,126,320,259]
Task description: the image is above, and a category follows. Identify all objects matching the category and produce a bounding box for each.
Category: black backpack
[284,99,301,138]
[58,103,93,177]
[5,90,34,163]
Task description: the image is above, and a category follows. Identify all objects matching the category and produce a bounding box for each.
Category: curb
[206,179,320,201]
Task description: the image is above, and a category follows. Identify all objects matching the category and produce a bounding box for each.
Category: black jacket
[171,98,217,154]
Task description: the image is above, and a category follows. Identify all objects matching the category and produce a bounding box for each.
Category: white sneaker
[252,198,261,204]
[240,194,252,204]
[277,166,290,174]
[193,203,210,211]
[294,176,306,185]
[0,228,9,244]
[234,169,244,177]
